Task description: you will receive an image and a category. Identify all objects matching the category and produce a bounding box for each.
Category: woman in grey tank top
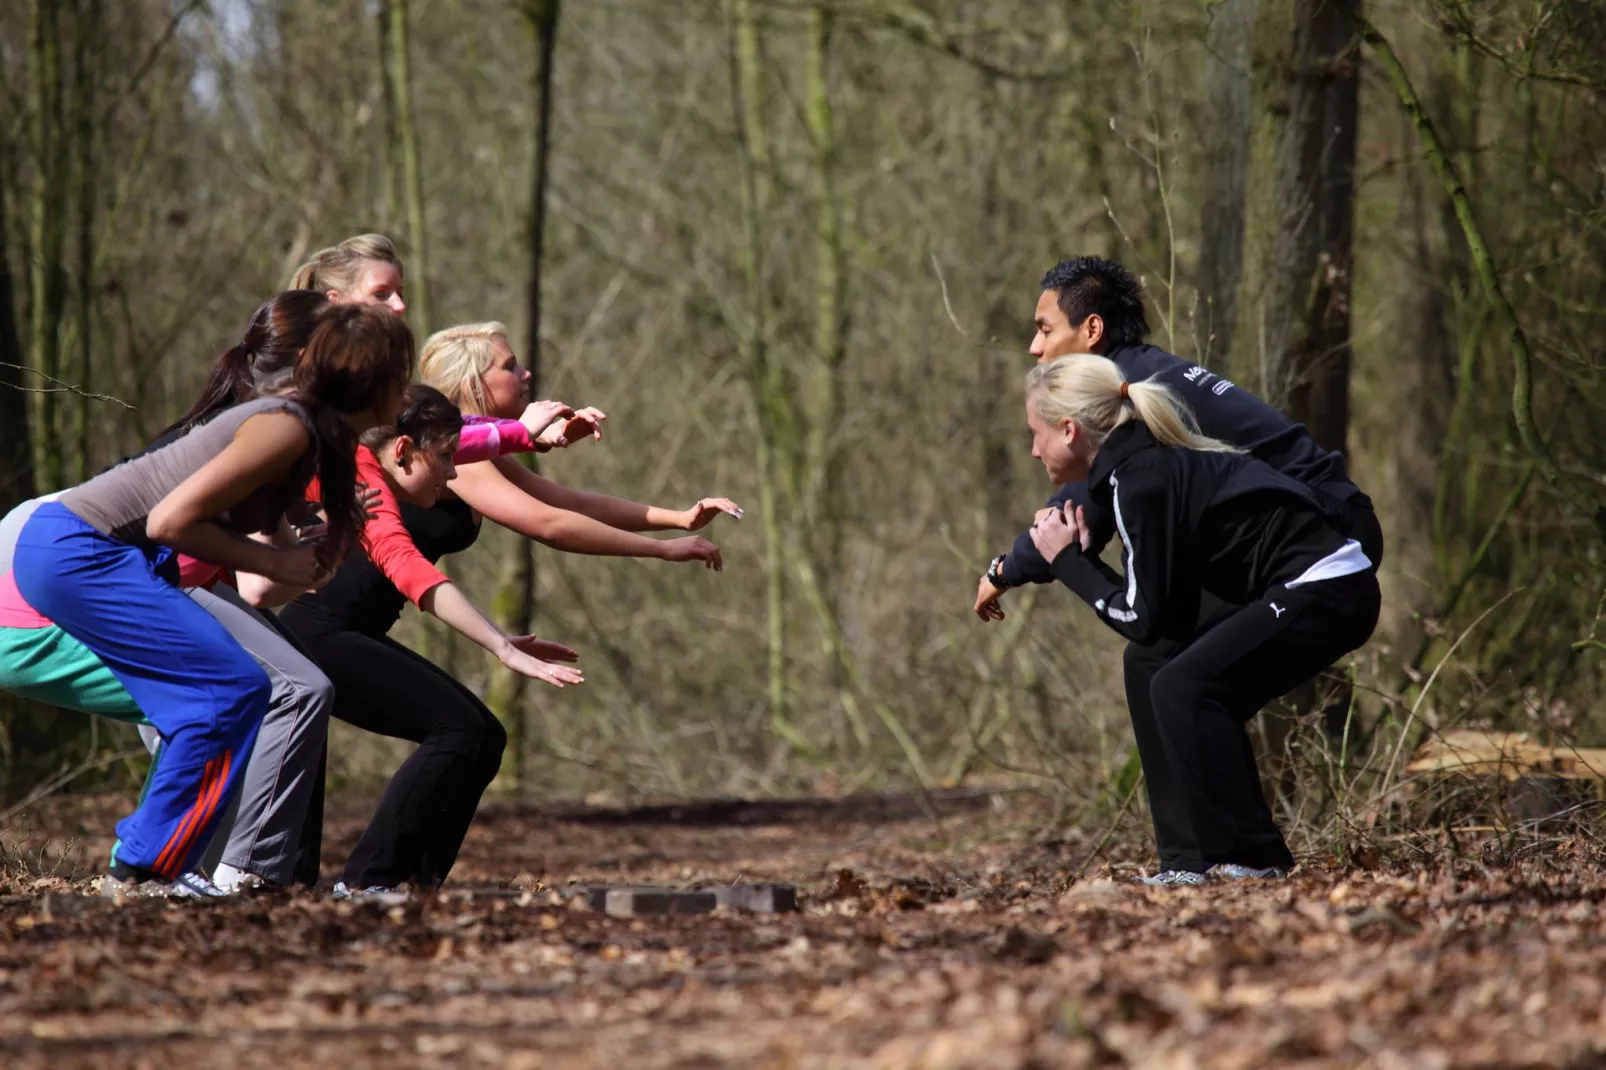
[10,301,414,899]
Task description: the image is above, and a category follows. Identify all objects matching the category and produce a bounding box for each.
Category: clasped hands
[1029,503,1092,564]
[520,400,607,448]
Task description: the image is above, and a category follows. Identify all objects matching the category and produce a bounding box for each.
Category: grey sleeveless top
[60,397,319,549]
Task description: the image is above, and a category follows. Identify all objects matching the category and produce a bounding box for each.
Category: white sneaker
[332,881,409,906]
[212,863,268,894]
[1134,870,1207,888]
[1208,863,1287,881]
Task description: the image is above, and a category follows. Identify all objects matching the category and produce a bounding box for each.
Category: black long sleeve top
[1046,422,1351,645]
[997,343,1366,588]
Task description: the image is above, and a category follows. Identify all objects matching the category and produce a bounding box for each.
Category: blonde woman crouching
[419,322,738,566]
[1022,355,1379,888]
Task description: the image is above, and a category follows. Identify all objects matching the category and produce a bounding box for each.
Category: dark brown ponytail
[293,304,415,560]
[158,290,330,441]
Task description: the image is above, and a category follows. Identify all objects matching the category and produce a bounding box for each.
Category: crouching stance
[1023,356,1380,885]
[8,302,410,896]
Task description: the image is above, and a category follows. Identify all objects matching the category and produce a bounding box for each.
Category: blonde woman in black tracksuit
[1022,355,1381,887]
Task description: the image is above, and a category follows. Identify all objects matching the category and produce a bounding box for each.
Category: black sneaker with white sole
[102,860,229,899]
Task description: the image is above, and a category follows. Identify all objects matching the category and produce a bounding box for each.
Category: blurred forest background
[1,0,1604,839]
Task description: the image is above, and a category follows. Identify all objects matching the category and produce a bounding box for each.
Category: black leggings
[278,612,506,889]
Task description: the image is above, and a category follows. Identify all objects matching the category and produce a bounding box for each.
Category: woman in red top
[276,387,586,895]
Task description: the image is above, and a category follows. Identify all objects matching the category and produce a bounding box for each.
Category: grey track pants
[139,585,332,885]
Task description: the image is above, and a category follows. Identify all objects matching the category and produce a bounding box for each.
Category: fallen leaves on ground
[0,791,1602,1068]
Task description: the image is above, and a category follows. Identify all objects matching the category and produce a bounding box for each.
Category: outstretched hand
[974,575,1006,622]
[679,497,743,530]
[1030,504,1091,563]
[499,643,585,688]
[663,535,724,571]
[508,634,580,663]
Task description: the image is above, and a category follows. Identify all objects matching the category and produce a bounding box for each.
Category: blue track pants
[14,502,270,877]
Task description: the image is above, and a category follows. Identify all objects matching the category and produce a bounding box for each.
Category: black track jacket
[1045,422,1351,646]
[996,343,1366,588]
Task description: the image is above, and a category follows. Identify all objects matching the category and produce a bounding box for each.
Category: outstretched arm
[449,457,724,568]
[421,581,582,688]
[489,455,739,532]
[454,403,608,464]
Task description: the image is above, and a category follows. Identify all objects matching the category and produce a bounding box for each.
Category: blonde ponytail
[289,233,403,297]
[1025,355,1239,454]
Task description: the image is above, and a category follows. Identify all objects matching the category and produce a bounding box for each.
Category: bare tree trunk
[802,6,851,732]
[0,133,36,514]
[5,2,63,802]
[387,0,430,335]
[727,0,801,751]
[376,0,402,231]
[70,0,100,482]
[978,155,1020,553]
[28,0,67,491]
[1196,0,1257,368]
[1394,48,1477,648]
[1257,0,1361,771]
[488,0,560,792]
[1263,0,1360,452]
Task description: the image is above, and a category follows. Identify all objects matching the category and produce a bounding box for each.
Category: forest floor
[0,788,1603,1069]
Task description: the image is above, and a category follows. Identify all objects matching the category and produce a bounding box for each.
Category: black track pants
[278,613,506,889]
[1128,570,1380,872]
[1122,502,1383,871]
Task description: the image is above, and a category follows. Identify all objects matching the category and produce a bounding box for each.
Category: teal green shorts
[0,625,146,724]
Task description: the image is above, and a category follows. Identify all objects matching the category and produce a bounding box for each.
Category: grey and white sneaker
[1135,870,1207,888]
[1208,864,1287,882]
[332,881,409,906]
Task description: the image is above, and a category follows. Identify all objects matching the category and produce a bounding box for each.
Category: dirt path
[1,791,1603,1068]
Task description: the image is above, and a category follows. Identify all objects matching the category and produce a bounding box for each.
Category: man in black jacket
[974,256,1382,876]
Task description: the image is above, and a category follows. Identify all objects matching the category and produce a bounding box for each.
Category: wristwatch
[984,554,1012,590]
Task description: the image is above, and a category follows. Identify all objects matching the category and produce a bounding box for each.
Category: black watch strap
[985,554,1011,589]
